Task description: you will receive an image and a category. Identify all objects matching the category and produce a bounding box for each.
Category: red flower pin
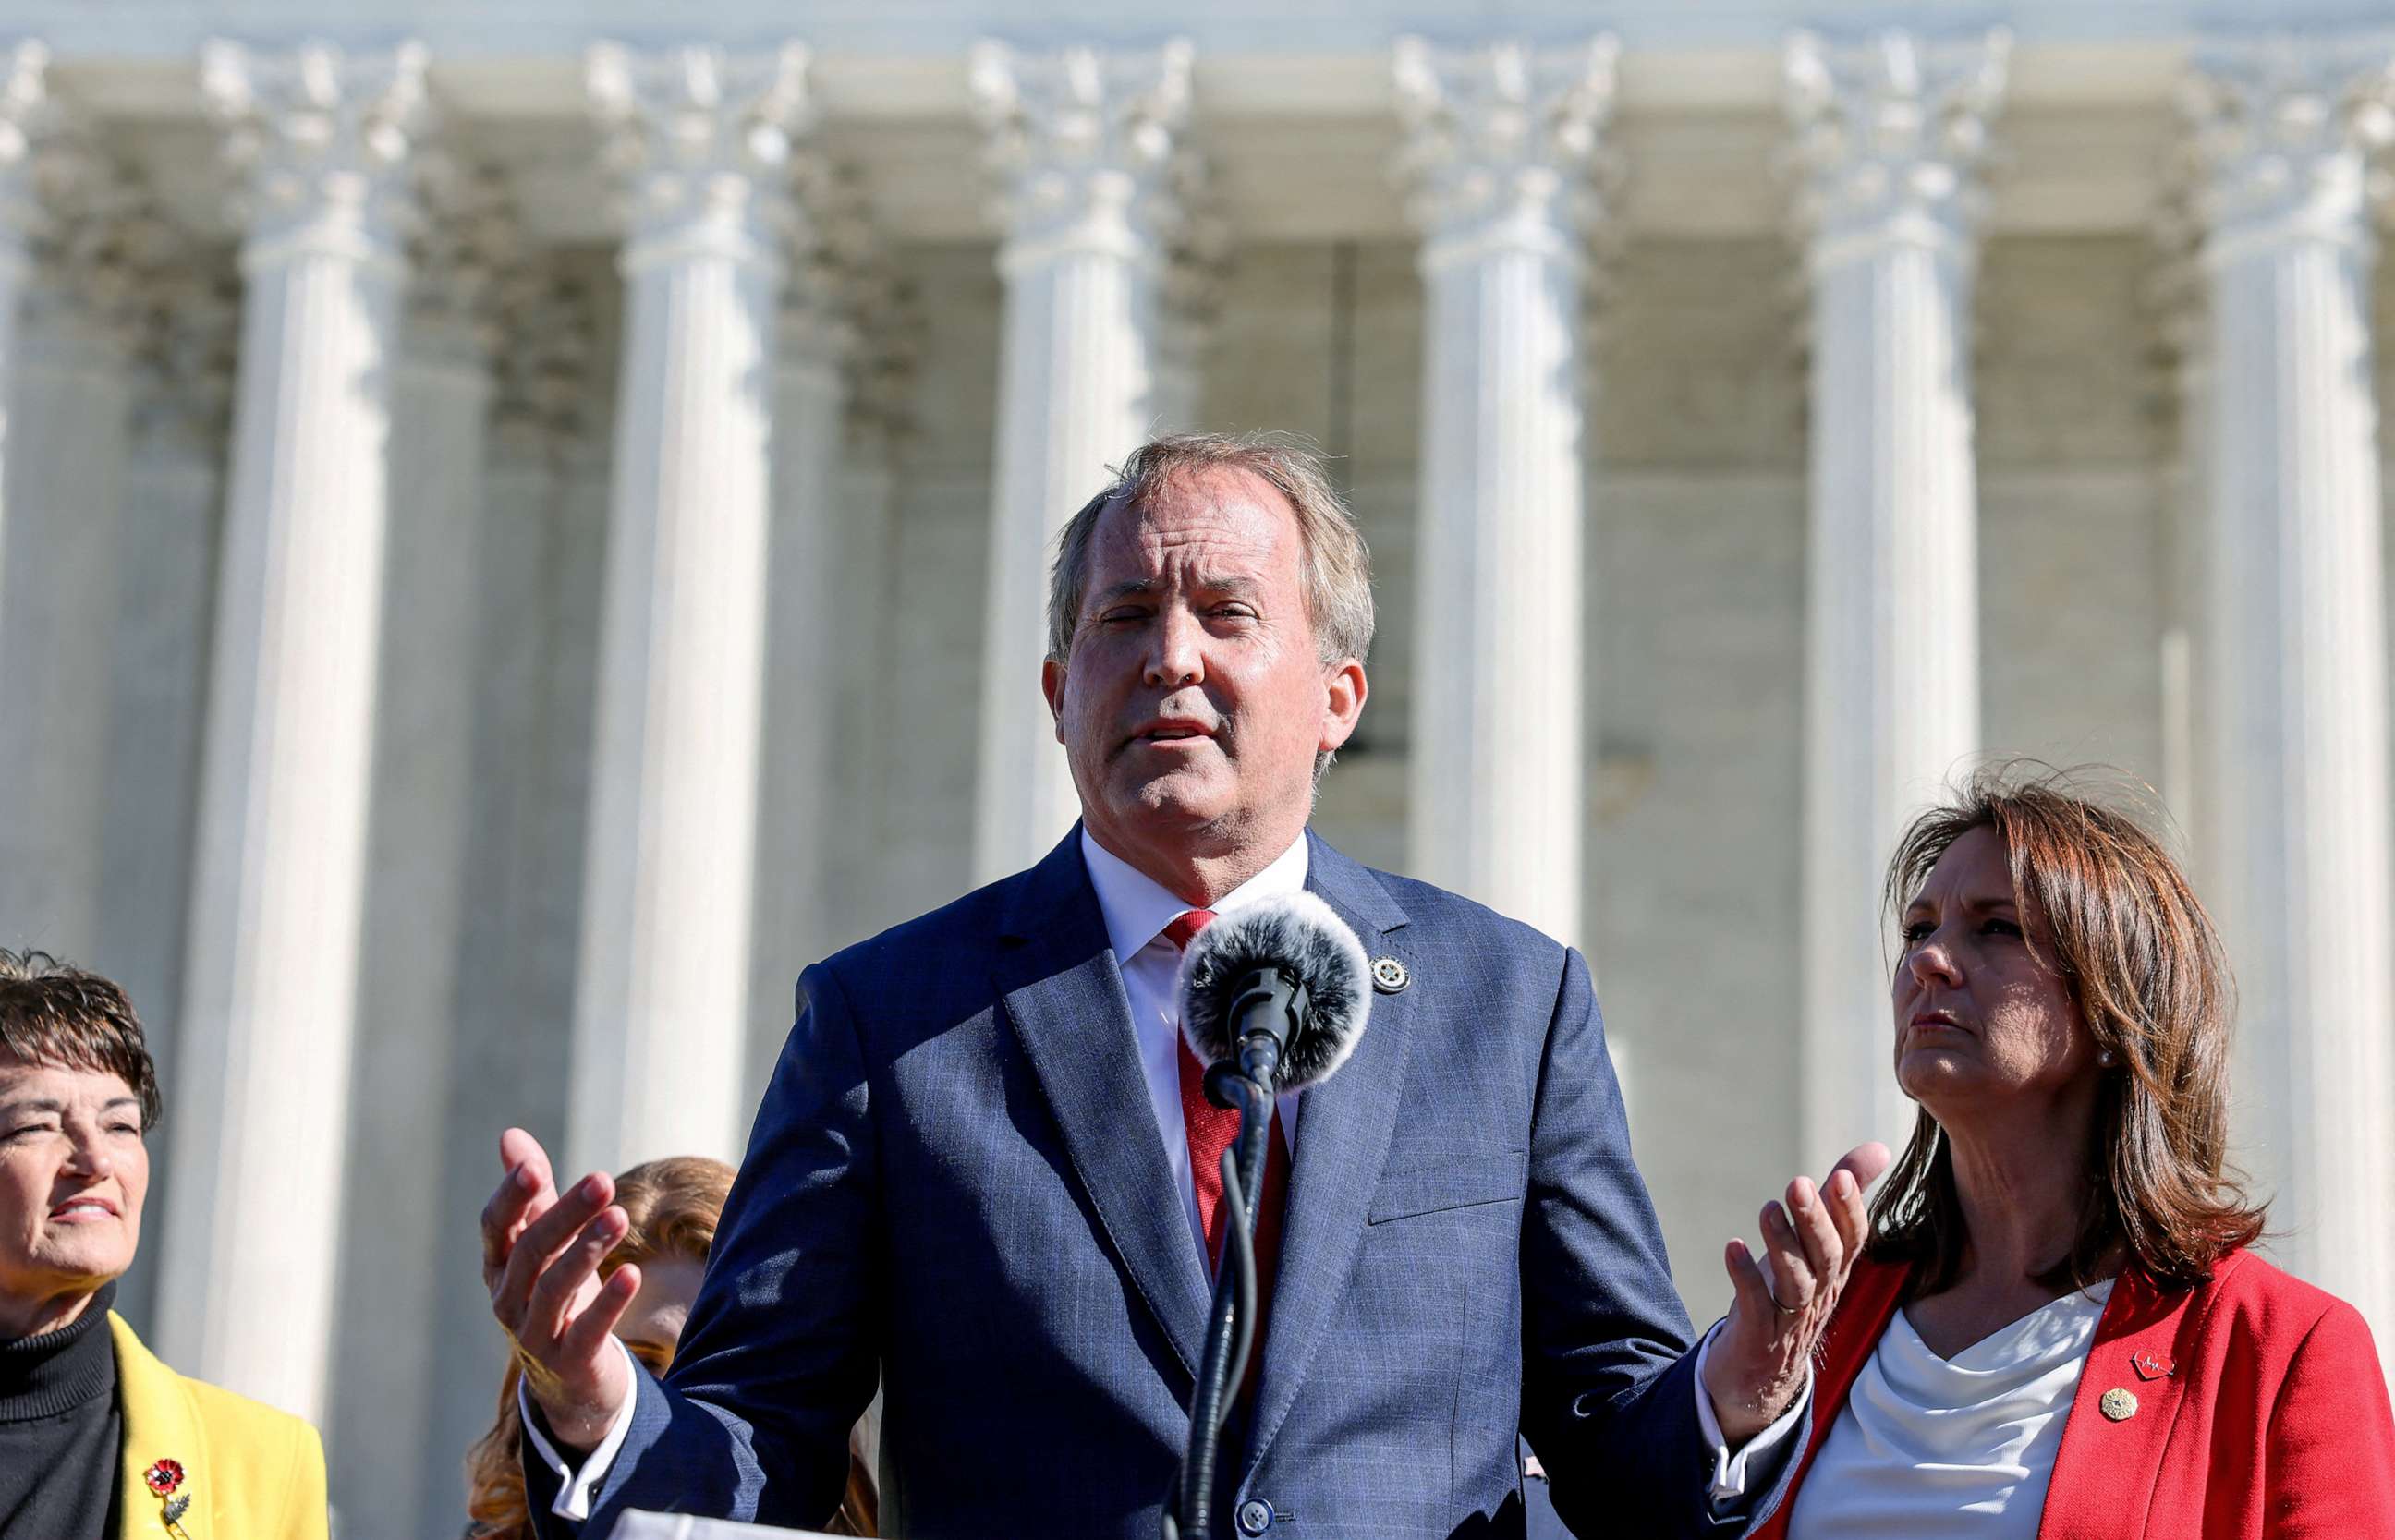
[143,1460,185,1497]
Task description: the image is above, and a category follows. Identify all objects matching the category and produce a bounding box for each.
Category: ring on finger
[1767,1290,1800,1315]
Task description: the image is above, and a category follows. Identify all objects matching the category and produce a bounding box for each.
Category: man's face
[1043,467,1365,862]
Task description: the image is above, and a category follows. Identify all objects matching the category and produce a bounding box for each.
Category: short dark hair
[1868,765,2265,1292]
[0,950,163,1131]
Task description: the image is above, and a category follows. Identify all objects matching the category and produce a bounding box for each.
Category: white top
[1786,1279,2115,1540]
[529,828,1805,1518]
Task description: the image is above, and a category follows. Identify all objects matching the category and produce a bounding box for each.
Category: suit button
[1236,1498,1275,1534]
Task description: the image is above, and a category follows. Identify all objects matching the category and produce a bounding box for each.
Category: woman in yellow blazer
[0,949,326,1540]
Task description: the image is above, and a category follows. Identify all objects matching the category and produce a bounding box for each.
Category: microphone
[1175,891,1372,1096]
[1163,892,1371,1540]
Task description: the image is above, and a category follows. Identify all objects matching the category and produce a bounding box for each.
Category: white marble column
[1392,35,1616,948]
[471,264,606,1066]
[1785,30,2007,1170]
[95,262,237,1338]
[420,261,604,1534]
[98,263,237,1076]
[2185,37,2395,1353]
[2146,161,2213,882]
[1152,152,1225,433]
[827,266,918,941]
[569,42,808,1174]
[156,40,426,1424]
[746,210,848,1101]
[0,169,144,960]
[967,41,1191,882]
[0,42,52,608]
[331,158,511,1540]
[463,261,604,1117]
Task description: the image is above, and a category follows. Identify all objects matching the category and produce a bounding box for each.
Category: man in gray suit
[482,432,1887,1537]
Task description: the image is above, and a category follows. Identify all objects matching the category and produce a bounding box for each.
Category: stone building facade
[0,2,2389,1533]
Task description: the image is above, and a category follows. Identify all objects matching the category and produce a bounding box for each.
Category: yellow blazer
[107,1313,328,1540]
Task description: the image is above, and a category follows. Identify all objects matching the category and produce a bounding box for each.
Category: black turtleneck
[0,1281,122,1540]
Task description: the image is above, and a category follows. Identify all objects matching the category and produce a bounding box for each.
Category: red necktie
[1167,909,1291,1376]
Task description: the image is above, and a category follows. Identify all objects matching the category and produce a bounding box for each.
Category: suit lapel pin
[2131,1350,2174,1381]
[2099,1388,2139,1422]
[1370,956,1409,993]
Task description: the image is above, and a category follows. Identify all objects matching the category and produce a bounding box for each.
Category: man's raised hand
[1700,1140,1893,1446]
[481,1127,638,1453]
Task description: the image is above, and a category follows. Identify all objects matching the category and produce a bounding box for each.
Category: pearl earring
[2097,1049,2118,1068]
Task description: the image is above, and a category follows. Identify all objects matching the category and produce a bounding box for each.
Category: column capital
[1157,151,1229,382]
[777,257,848,370]
[587,41,810,276]
[0,42,55,271]
[490,259,602,467]
[968,39,1192,273]
[777,160,867,370]
[131,261,240,455]
[405,150,519,370]
[1783,28,2009,271]
[841,262,920,454]
[20,142,158,366]
[2182,33,2395,262]
[2141,143,2212,444]
[200,40,429,274]
[1392,35,1619,269]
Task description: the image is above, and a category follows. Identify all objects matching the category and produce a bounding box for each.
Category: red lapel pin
[2131,1350,2175,1381]
[143,1459,193,1538]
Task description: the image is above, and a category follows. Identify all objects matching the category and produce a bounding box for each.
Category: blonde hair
[605,1155,734,1277]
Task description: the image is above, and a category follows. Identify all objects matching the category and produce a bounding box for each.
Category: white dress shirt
[529,826,1801,1517]
[1078,825,1307,1259]
[1786,1279,2114,1539]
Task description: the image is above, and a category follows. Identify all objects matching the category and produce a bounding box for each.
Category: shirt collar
[1079,825,1311,964]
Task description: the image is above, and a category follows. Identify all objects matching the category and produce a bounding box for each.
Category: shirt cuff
[517,1337,640,1522]
[1691,1319,1811,1508]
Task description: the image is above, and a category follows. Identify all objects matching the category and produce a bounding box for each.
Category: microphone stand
[1161,1058,1277,1540]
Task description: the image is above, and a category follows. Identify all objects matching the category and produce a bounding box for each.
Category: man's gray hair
[1044,431,1376,667]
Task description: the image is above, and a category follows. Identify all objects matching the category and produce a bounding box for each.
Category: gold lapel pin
[2099,1388,2139,1422]
[1371,956,1410,993]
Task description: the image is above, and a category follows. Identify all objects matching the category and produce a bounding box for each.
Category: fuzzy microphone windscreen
[1176,891,1371,1092]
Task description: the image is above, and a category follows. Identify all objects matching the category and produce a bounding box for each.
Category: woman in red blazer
[1739,770,2395,1539]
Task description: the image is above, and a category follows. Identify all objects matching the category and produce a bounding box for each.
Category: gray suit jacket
[529,829,1769,1538]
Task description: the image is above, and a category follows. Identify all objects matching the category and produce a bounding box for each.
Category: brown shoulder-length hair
[1866,766,2266,1294]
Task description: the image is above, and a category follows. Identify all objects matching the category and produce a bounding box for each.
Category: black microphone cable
[1163,1074,1265,1540]
[1161,893,1371,1540]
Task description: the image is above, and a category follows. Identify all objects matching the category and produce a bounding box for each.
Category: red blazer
[1749,1247,2395,1539]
